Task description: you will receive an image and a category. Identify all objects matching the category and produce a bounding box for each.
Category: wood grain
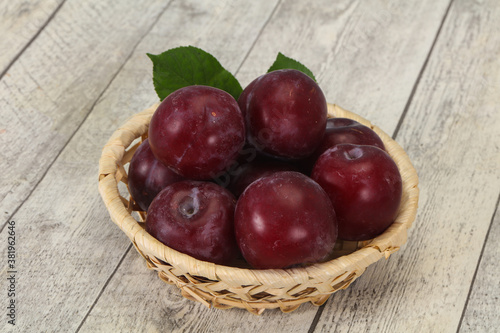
[459,198,500,332]
[237,0,451,130]
[0,0,63,75]
[78,249,326,333]
[0,0,170,225]
[314,0,500,331]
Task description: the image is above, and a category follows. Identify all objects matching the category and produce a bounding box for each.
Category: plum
[227,158,298,197]
[312,144,402,241]
[238,69,327,160]
[234,171,337,269]
[128,139,184,211]
[301,117,386,173]
[148,85,245,180]
[146,181,239,265]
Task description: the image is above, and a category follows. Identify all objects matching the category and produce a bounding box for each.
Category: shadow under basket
[98,103,419,315]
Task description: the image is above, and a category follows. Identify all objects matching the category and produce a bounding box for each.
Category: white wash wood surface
[237,0,452,131]
[0,0,170,225]
[0,0,499,332]
[0,0,63,74]
[460,199,500,332]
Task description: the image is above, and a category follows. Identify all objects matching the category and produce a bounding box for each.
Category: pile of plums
[128,69,402,269]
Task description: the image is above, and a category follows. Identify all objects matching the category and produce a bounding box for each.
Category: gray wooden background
[0,0,499,332]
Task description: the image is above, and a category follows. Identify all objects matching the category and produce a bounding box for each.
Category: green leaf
[267,52,316,81]
[147,46,243,101]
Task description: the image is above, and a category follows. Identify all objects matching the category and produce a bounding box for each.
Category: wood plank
[0,0,63,74]
[79,250,324,333]
[237,0,450,130]
[79,0,453,332]
[0,0,281,332]
[314,0,500,332]
[459,198,500,332]
[0,0,171,225]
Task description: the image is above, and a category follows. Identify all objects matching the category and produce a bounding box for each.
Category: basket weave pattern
[98,103,419,315]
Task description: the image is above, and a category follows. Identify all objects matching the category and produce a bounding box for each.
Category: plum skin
[146,181,239,265]
[311,144,402,241]
[128,139,184,211]
[319,117,385,155]
[234,171,338,269]
[238,69,327,160]
[148,85,245,180]
[301,117,386,173]
[227,158,299,197]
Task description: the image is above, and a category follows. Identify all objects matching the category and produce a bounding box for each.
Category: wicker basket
[98,103,419,315]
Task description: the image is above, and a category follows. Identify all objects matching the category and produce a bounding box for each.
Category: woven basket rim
[98,102,419,291]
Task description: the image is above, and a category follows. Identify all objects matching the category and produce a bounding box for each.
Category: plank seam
[308,302,328,333]
[307,0,455,331]
[74,244,133,333]
[0,0,67,81]
[0,0,174,234]
[230,0,334,327]
[234,0,282,76]
[392,0,455,140]
[456,192,500,333]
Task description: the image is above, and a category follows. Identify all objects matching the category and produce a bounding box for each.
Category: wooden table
[1,1,499,332]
